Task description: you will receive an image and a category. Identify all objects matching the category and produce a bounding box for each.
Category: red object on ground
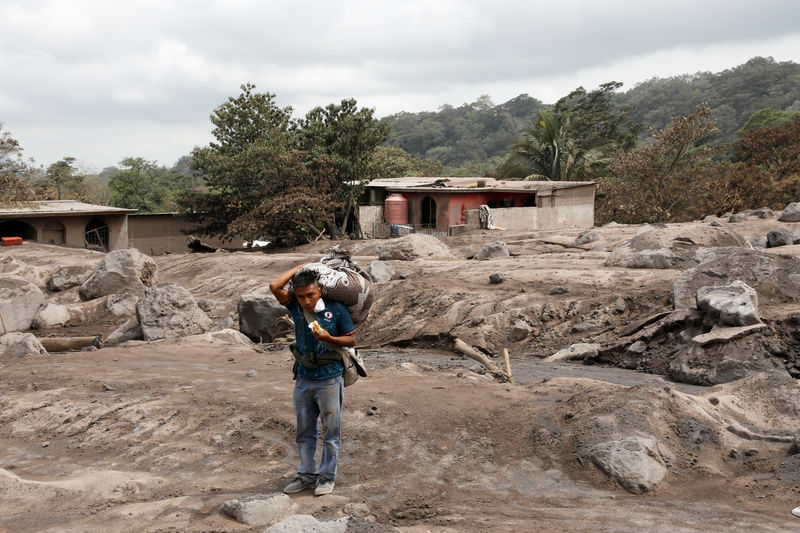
[1,236,23,246]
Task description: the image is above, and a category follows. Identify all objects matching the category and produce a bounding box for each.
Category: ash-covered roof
[0,200,137,217]
[365,177,594,193]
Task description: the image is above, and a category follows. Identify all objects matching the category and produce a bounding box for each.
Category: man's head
[292,270,322,312]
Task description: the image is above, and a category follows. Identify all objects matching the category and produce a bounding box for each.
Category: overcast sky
[2,0,800,172]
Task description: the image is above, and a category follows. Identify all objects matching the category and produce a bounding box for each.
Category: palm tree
[508,112,606,181]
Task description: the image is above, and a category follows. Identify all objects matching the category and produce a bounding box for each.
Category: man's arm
[269,263,308,305]
[311,328,357,348]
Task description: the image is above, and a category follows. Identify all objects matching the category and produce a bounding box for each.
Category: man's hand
[269,262,311,305]
[310,326,333,343]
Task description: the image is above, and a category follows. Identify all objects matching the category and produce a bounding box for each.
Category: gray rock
[767,229,794,248]
[376,233,453,261]
[709,220,724,227]
[208,315,236,332]
[136,283,211,341]
[104,317,143,346]
[0,257,50,288]
[572,320,600,333]
[469,315,485,326]
[473,241,509,260]
[0,276,45,332]
[752,207,774,219]
[31,303,70,329]
[343,502,374,520]
[545,343,600,362]
[367,260,397,283]
[264,515,348,533]
[0,332,47,358]
[245,369,257,377]
[79,248,157,301]
[197,298,217,314]
[222,493,297,527]
[729,213,749,223]
[691,323,767,346]
[668,339,779,386]
[508,320,532,342]
[794,230,800,245]
[106,283,145,317]
[590,436,667,494]
[488,273,504,284]
[626,340,647,354]
[696,280,760,327]
[778,202,800,222]
[575,230,599,245]
[672,248,800,309]
[48,264,94,291]
[747,236,766,248]
[549,286,570,295]
[702,215,718,223]
[238,289,292,342]
[605,247,676,269]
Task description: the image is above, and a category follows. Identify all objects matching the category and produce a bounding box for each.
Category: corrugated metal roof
[0,200,137,217]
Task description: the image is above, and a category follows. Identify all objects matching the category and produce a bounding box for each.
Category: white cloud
[1,0,800,168]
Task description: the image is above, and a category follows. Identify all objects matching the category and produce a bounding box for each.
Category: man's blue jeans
[293,375,343,483]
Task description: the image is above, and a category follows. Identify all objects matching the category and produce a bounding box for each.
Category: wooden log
[454,338,510,383]
[39,336,102,352]
[503,348,513,383]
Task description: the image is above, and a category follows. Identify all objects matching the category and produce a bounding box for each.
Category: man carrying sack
[269,263,358,496]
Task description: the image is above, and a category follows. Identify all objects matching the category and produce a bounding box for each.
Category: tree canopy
[180,85,390,244]
[0,124,38,204]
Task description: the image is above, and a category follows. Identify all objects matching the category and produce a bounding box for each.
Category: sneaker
[793,506,800,518]
[315,479,335,496]
[283,477,317,494]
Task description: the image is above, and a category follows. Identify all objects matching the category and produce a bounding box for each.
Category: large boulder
[79,248,157,301]
[575,230,599,245]
[222,493,297,527]
[0,332,47,359]
[473,241,510,260]
[0,276,45,332]
[136,283,211,341]
[778,202,800,222]
[590,436,667,494]
[105,282,145,318]
[696,280,760,327]
[672,248,800,309]
[605,225,746,270]
[31,303,70,329]
[367,260,397,283]
[766,229,794,248]
[0,257,50,289]
[238,290,292,342]
[669,332,782,386]
[377,233,454,261]
[48,264,95,291]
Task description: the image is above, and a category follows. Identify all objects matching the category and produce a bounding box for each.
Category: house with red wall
[358,177,595,237]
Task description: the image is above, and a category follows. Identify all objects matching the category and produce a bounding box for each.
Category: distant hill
[383,57,800,169]
[382,94,548,169]
[617,56,800,147]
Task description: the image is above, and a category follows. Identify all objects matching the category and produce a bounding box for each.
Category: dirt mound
[532,370,800,494]
[377,233,455,261]
[672,247,800,308]
[606,225,746,269]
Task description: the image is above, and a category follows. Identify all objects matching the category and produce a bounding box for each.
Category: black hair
[292,270,319,290]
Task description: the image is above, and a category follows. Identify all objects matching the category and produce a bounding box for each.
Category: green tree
[364,146,443,182]
[108,157,168,212]
[295,98,390,236]
[182,84,296,238]
[737,107,799,135]
[597,104,720,224]
[35,156,92,200]
[506,111,606,181]
[208,83,293,155]
[0,124,37,204]
[552,81,641,151]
